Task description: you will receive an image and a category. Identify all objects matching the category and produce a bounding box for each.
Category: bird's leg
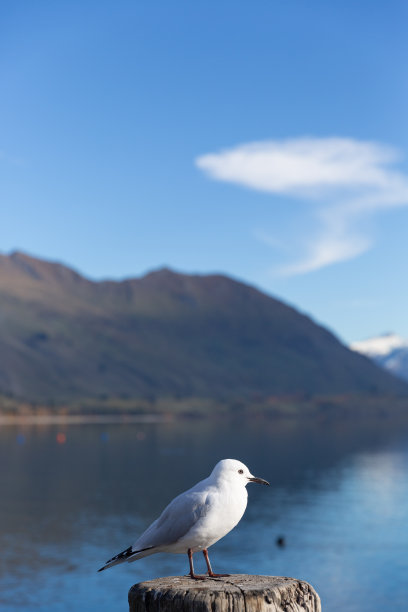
[187,548,207,580]
[202,549,230,578]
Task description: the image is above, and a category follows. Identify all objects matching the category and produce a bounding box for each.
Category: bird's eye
[238,469,244,474]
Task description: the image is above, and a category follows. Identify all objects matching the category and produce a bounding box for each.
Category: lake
[1,414,408,611]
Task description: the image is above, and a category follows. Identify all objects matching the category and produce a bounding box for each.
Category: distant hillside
[0,251,406,405]
[351,333,408,383]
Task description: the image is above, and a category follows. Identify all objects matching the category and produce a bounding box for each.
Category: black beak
[248,476,270,486]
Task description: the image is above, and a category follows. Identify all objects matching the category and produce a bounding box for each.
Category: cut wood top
[128,574,322,612]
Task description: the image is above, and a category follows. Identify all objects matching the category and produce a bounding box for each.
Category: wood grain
[128,574,322,611]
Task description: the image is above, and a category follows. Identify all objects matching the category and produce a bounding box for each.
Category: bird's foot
[208,572,230,578]
[189,573,208,580]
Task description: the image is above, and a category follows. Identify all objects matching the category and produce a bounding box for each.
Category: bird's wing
[132,487,213,551]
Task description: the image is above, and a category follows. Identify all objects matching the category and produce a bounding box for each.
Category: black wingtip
[98,544,154,574]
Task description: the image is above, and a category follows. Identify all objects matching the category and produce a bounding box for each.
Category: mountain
[0,251,407,406]
[351,333,408,383]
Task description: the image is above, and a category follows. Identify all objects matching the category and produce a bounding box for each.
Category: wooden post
[129,574,321,611]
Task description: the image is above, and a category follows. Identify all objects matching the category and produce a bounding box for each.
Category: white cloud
[196,137,408,275]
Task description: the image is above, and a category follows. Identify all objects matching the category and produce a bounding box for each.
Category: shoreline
[2,393,408,426]
[0,413,171,426]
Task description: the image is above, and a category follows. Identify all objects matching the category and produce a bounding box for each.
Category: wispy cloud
[196,137,408,275]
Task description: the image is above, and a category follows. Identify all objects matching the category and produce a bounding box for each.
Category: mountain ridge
[0,251,406,405]
[351,332,408,383]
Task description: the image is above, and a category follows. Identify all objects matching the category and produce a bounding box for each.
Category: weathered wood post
[129,574,321,611]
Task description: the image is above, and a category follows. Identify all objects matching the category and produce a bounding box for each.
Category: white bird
[98,458,269,579]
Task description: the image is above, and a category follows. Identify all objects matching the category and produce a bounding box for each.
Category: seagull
[98,458,269,579]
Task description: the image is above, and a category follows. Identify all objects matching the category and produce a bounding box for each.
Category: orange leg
[202,548,230,578]
[187,548,207,580]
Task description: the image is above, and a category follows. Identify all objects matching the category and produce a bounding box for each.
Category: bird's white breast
[173,481,248,553]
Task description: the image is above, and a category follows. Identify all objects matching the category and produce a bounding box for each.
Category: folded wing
[98,486,212,571]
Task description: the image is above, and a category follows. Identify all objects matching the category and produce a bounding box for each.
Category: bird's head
[211,459,270,487]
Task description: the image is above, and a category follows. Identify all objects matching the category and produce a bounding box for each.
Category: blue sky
[1,0,407,343]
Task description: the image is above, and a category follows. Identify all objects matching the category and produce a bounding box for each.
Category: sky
[1,0,407,343]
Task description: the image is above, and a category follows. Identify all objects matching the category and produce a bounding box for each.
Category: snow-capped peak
[350,333,408,357]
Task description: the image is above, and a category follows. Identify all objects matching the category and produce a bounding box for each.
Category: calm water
[1,416,408,611]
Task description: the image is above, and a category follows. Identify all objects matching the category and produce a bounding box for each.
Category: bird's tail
[98,545,154,572]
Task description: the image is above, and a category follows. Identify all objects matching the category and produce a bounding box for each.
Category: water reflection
[1,416,408,611]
